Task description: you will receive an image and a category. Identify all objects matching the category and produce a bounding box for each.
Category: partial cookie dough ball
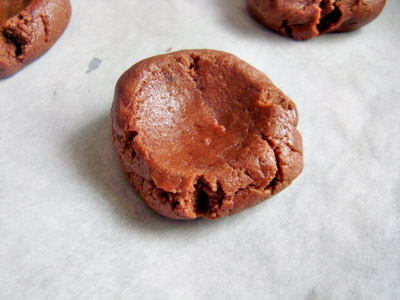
[0,0,71,78]
[112,49,303,220]
[246,0,386,40]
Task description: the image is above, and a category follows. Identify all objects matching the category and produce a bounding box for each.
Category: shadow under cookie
[0,0,71,78]
[67,113,213,231]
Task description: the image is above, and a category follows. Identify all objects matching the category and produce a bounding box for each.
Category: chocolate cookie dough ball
[112,50,303,219]
[246,0,386,40]
[0,0,71,78]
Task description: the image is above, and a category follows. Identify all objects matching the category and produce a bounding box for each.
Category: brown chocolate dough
[0,0,71,78]
[246,0,386,40]
[0,0,31,26]
[112,50,303,220]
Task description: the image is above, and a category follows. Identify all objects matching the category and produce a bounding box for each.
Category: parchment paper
[1,0,399,299]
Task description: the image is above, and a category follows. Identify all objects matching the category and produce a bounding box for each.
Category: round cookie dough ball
[0,0,71,78]
[246,0,386,40]
[112,49,303,220]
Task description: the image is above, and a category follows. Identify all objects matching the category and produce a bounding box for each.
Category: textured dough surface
[0,0,71,78]
[112,49,303,219]
[246,0,386,40]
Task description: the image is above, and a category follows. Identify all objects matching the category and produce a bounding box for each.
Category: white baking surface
[1,0,399,299]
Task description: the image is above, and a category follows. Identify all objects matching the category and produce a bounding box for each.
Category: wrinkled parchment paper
[1,0,399,299]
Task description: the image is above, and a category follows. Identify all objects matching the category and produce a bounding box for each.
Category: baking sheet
[1,0,399,299]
